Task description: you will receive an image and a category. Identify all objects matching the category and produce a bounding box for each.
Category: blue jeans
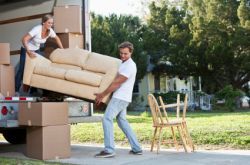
[103,97,141,153]
[15,47,44,92]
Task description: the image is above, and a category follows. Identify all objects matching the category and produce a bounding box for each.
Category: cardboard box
[44,33,84,58]
[18,102,68,126]
[26,124,71,160]
[58,33,84,48]
[0,43,10,64]
[0,65,15,96]
[54,5,82,33]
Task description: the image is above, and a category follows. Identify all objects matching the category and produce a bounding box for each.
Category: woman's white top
[26,24,56,50]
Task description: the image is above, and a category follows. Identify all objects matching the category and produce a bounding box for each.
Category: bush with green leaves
[215,85,243,111]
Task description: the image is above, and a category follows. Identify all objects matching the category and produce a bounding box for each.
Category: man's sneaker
[95,151,115,158]
[129,150,143,155]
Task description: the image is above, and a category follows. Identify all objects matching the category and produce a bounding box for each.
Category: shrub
[215,85,243,111]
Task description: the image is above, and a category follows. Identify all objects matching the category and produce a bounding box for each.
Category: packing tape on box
[28,102,31,109]
[27,120,31,126]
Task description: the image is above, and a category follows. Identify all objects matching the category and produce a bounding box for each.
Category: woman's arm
[22,34,36,58]
[54,35,64,49]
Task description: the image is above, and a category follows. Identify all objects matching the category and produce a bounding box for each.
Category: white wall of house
[166,78,192,92]
[137,73,193,107]
[137,72,154,106]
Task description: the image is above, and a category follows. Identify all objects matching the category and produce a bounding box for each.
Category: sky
[89,0,142,16]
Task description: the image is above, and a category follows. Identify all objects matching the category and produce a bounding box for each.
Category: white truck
[0,0,101,144]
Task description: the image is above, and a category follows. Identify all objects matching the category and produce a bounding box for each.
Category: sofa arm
[23,53,51,85]
[98,67,119,103]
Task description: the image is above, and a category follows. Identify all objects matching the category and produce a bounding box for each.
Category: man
[94,41,142,158]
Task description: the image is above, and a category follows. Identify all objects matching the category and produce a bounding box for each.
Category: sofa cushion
[34,65,66,79]
[50,48,90,68]
[84,52,121,74]
[65,70,102,87]
[51,63,82,70]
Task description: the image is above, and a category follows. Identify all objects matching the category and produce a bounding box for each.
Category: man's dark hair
[118,41,134,53]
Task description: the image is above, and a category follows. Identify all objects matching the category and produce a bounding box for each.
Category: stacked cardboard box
[45,5,83,58]
[54,5,82,34]
[18,102,70,160]
[0,43,15,96]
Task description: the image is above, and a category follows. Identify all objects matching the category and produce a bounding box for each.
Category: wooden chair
[147,94,194,153]
[159,94,195,152]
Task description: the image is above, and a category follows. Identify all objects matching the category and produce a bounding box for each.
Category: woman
[15,14,63,95]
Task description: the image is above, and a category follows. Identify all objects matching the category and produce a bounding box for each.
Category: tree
[144,0,250,93]
[91,13,147,80]
[188,0,250,92]
[238,0,250,29]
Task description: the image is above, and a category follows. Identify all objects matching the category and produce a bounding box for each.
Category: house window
[174,79,177,91]
[154,75,160,92]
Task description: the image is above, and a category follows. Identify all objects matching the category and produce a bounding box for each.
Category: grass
[70,110,250,150]
[0,157,72,165]
[0,110,249,163]
[0,110,249,150]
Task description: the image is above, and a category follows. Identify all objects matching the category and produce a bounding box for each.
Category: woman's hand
[27,50,36,58]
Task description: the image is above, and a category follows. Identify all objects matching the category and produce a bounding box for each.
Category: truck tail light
[1,106,8,115]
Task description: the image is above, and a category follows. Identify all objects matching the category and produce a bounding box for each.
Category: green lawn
[0,157,71,165]
[0,110,249,163]
[0,110,249,150]
[71,110,250,150]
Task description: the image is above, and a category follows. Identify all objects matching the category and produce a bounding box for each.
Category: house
[132,58,211,111]
[135,73,194,108]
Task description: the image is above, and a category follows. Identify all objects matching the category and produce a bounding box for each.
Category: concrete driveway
[0,142,249,165]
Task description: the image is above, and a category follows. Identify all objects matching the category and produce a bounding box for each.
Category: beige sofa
[23,48,121,103]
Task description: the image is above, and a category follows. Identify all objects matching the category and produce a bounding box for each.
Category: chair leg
[170,126,179,151]
[151,127,158,152]
[157,127,163,154]
[177,125,188,152]
[182,122,195,152]
[180,123,189,148]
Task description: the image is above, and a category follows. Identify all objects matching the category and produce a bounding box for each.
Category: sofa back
[49,48,121,75]
[50,48,89,68]
[84,52,121,74]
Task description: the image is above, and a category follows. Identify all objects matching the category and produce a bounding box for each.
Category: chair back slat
[176,94,180,119]
[158,94,188,121]
[182,94,188,120]
[159,96,169,123]
[148,94,164,126]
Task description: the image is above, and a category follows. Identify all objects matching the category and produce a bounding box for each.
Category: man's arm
[95,74,127,105]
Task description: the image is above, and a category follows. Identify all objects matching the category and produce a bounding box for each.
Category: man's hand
[27,50,36,58]
[94,92,105,106]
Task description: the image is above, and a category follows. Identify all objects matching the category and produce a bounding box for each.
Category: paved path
[0,142,249,165]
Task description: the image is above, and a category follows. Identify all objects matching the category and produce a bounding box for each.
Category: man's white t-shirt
[113,58,137,103]
[26,25,56,50]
